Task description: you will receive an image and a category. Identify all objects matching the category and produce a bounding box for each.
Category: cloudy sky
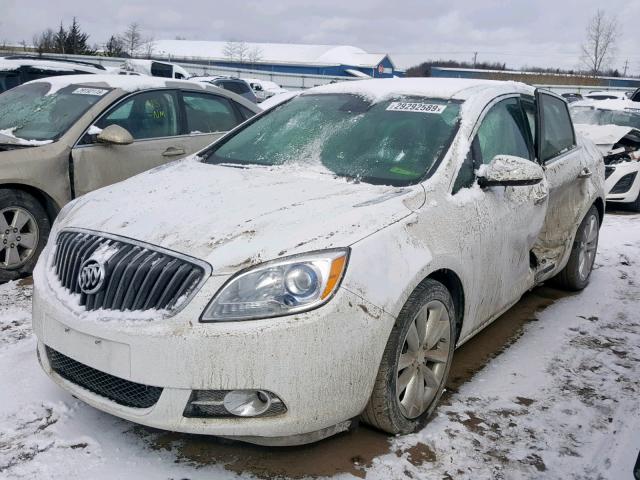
[2,0,639,74]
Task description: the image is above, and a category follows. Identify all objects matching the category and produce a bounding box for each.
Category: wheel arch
[0,183,61,224]
[593,196,605,227]
[424,268,465,342]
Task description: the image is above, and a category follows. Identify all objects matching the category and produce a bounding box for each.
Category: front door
[447,95,548,335]
[71,89,184,197]
[530,90,587,271]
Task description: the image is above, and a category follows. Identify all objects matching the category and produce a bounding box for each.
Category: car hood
[574,124,640,152]
[59,157,424,273]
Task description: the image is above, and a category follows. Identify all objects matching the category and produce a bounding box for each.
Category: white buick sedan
[33,79,605,446]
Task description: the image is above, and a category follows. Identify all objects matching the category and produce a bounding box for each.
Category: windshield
[0,82,109,142]
[570,105,640,130]
[205,93,462,186]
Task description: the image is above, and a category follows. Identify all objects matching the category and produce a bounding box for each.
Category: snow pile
[0,128,53,146]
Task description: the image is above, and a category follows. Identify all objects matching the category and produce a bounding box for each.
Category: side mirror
[477,155,543,188]
[96,125,134,146]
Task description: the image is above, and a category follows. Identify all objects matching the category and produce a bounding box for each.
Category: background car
[561,92,583,103]
[119,59,191,79]
[242,78,288,102]
[583,90,631,101]
[190,76,258,103]
[570,99,640,210]
[32,78,605,447]
[0,74,261,280]
[0,56,105,93]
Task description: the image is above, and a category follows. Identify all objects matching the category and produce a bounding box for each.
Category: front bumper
[32,260,393,445]
[605,162,640,203]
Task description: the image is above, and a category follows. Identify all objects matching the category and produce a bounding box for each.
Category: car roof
[305,78,535,102]
[0,58,103,73]
[22,74,262,112]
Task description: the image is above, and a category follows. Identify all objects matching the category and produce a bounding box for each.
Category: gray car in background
[0,74,260,280]
[190,76,259,103]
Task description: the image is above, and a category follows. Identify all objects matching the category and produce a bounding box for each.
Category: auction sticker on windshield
[72,87,109,96]
[386,102,446,113]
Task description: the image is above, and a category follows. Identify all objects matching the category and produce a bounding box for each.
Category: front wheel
[361,279,455,435]
[553,205,599,291]
[0,190,51,282]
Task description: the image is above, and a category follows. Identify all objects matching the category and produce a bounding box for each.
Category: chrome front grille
[53,230,208,312]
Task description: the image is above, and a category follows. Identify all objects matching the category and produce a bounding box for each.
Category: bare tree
[236,42,248,63]
[143,36,155,59]
[247,46,263,65]
[33,29,56,54]
[122,22,142,56]
[580,10,617,75]
[223,40,238,61]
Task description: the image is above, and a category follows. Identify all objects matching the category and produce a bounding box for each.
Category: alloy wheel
[577,213,598,281]
[396,300,451,419]
[0,207,39,269]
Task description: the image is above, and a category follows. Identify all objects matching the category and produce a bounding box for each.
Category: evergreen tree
[54,23,66,53]
[64,17,94,55]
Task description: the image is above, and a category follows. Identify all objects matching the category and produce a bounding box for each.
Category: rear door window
[95,90,179,140]
[538,93,576,162]
[220,81,250,95]
[150,62,173,78]
[182,92,239,133]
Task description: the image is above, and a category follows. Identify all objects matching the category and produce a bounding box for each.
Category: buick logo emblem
[78,259,106,294]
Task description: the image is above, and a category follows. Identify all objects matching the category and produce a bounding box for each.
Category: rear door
[71,89,184,196]
[530,90,587,270]
[178,90,248,153]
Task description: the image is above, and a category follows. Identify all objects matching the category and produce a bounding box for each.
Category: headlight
[201,248,349,322]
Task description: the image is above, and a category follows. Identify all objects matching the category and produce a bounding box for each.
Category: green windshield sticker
[386,102,446,114]
[390,166,419,176]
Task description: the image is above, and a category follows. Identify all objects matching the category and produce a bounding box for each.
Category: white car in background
[571,99,640,210]
[120,59,191,80]
[33,78,604,446]
[583,90,632,101]
[242,78,288,101]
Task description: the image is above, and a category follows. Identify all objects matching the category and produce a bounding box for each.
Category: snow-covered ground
[1,212,638,479]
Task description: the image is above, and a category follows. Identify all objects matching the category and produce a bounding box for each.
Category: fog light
[183,389,286,418]
[224,389,272,417]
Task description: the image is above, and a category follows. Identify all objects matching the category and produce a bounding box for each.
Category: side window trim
[519,95,536,162]
[535,89,578,165]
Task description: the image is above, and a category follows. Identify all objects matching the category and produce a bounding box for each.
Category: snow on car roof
[306,78,534,102]
[0,58,102,73]
[24,74,213,95]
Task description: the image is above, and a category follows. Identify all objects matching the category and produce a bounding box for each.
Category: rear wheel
[361,279,455,434]
[0,190,50,282]
[553,205,599,291]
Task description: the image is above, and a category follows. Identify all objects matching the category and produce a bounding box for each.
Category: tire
[0,189,51,282]
[361,279,456,435]
[553,205,599,291]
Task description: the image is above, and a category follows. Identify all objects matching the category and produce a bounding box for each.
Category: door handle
[578,167,592,179]
[162,147,186,157]
[533,192,548,205]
